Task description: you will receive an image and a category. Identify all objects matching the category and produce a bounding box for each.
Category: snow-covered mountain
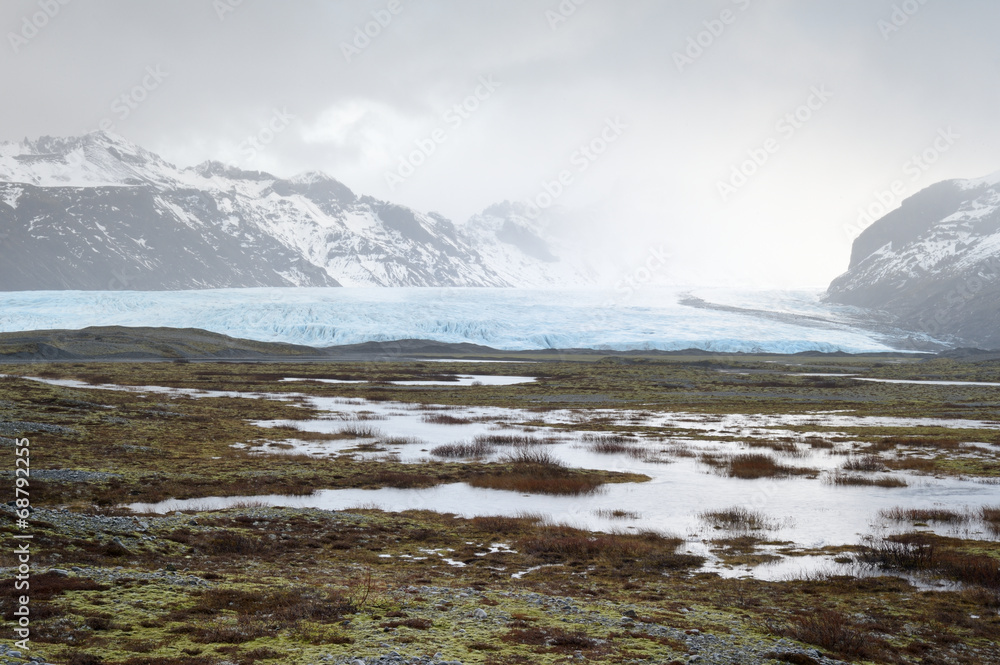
[827,169,1000,348]
[463,202,599,287]
[0,132,594,290]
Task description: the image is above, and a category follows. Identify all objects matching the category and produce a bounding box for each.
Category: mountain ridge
[0,131,594,290]
[827,168,1000,348]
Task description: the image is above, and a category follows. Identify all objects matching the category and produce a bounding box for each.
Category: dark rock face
[827,171,1000,349]
[0,182,340,290]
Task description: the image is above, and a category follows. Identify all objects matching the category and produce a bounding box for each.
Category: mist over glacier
[0,287,932,353]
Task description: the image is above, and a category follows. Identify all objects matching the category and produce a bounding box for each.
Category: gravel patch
[0,420,77,436]
[0,469,121,483]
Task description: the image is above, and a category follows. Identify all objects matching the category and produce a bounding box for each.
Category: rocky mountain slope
[827,169,1000,348]
[0,132,592,290]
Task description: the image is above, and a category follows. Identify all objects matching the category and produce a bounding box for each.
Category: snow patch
[960,169,1000,190]
[2,186,23,209]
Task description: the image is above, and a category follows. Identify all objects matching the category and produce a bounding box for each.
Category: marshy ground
[1,352,999,664]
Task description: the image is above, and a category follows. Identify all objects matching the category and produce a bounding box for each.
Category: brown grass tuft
[859,532,1000,589]
[879,507,967,523]
[841,454,886,472]
[381,617,433,630]
[829,472,907,488]
[517,527,702,573]
[421,413,473,424]
[881,435,961,449]
[198,530,272,556]
[471,514,540,534]
[701,506,778,531]
[430,440,495,458]
[595,508,641,520]
[67,655,105,665]
[339,424,383,438]
[982,505,1000,536]
[502,625,597,651]
[362,469,438,489]
[468,451,604,495]
[474,433,542,447]
[773,609,883,659]
[703,452,815,479]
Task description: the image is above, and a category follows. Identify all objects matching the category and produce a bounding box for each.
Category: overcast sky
[2,0,998,288]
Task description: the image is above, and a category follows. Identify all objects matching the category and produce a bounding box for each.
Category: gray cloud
[2,0,998,286]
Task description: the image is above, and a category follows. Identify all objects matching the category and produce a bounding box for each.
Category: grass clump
[879,507,968,523]
[983,505,1000,536]
[468,449,606,495]
[595,508,641,520]
[473,433,541,447]
[517,527,702,573]
[339,424,383,438]
[502,625,598,651]
[841,454,886,472]
[470,514,542,534]
[701,506,779,531]
[362,469,438,489]
[770,608,886,661]
[429,440,495,458]
[829,472,907,488]
[197,530,273,556]
[881,435,961,449]
[421,413,473,425]
[703,453,815,479]
[380,617,432,630]
[859,532,1000,589]
[167,585,356,646]
[583,434,653,459]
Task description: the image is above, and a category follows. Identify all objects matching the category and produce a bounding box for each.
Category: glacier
[0,287,933,353]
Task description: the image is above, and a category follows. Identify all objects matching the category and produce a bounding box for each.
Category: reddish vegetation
[467,450,606,495]
[703,452,815,479]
